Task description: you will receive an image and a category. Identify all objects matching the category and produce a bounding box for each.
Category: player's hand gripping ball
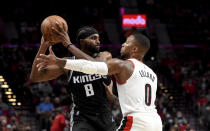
[41,15,68,44]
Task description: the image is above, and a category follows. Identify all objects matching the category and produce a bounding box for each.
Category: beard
[120,53,129,60]
[86,44,100,54]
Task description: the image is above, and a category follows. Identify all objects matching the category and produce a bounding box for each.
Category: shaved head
[129,32,150,54]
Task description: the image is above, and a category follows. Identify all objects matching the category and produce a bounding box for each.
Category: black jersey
[67,70,111,114]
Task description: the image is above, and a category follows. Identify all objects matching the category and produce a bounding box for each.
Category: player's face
[84,34,100,53]
[120,35,135,59]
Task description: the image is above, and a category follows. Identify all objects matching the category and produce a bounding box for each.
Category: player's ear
[132,45,138,53]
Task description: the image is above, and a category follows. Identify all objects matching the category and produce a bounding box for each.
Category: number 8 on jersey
[84,84,94,97]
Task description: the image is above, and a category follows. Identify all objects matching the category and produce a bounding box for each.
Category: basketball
[41,15,68,43]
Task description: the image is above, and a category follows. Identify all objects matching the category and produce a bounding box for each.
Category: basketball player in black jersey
[30,26,116,131]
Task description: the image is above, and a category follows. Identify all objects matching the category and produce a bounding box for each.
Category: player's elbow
[30,69,47,82]
[30,76,38,83]
[30,74,42,83]
[30,78,45,83]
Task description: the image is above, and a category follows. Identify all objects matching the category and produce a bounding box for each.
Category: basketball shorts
[70,109,116,131]
[117,112,162,131]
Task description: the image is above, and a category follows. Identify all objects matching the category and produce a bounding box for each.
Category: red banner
[122,14,147,27]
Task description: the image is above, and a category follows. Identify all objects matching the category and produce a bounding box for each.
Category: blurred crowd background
[0,0,210,131]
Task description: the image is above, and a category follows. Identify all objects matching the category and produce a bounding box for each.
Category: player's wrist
[41,40,52,48]
[39,43,50,52]
[56,58,67,68]
[65,42,73,49]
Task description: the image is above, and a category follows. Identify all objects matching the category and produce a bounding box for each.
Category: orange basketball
[41,15,68,43]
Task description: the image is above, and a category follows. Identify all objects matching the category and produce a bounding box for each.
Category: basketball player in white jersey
[36,32,163,131]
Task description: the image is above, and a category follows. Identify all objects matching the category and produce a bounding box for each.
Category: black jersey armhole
[67,56,75,82]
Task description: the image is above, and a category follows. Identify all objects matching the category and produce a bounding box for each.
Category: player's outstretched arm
[30,37,65,82]
[36,46,134,82]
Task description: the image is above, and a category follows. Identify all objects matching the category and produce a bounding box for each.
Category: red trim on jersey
[116,80,127,85]
[126,59,135,68]
[132,58,143,63]
[123,116,133,131]
[113,75,127,85]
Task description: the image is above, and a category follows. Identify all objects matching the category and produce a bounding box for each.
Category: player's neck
[130,54,142,61]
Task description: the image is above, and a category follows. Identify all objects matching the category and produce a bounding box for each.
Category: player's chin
[120,52,127,60]
[120,49,124,55]
[95,46,100,51]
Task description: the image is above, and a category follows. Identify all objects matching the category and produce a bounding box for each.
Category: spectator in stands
[164,112,175,131]
[36,96,54,114]
[9,115,19,131]
[50,107,66,131]
[0,118,7,131]
[37,82,53,97]
[175,111,187,131]
[24,123,32,131]
[199,95,210,129]
[169,126,179,131]
[58,87,71,106]
[197,93,208,114]
[182,79,196,105]
[36,96,54,131]
[53,97,61,108]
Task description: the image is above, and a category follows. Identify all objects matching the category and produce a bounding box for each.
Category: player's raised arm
[51,23,96,61]
[30,37,66,82]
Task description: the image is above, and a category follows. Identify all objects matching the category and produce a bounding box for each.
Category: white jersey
[116,58,158,116]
